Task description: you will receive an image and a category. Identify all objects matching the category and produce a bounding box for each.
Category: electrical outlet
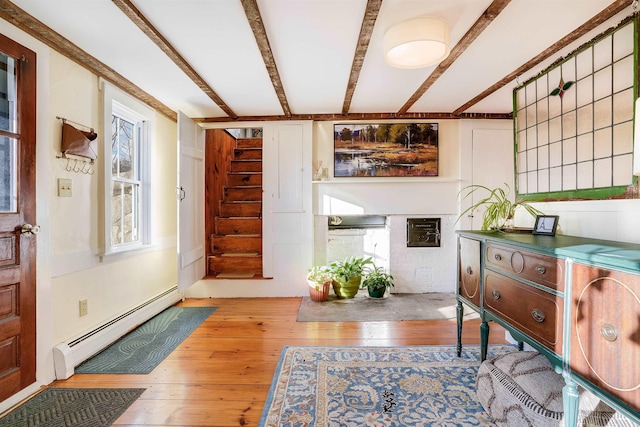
[79,299,88,317]
[58,178,72,197]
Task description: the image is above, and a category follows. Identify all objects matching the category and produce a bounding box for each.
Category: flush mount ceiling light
[384,16,451,69]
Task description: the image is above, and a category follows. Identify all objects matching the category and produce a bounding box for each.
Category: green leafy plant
[329,256,374,282]
[457,183,543,231]
[307,265,332,285]
[361,265,394,291]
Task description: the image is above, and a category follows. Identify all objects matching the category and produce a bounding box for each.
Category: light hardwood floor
[52,297,507,427]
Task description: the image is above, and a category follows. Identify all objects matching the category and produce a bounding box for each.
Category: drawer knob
[600,323,618,342]
[535,266,546,274]
[531,308,545,323]
[466,266,473,275]
[491,290,501,300]
[494,254,502,261]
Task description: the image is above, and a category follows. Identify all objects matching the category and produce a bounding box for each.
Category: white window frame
[101,80,154,257]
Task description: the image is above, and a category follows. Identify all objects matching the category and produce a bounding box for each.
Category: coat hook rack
[55,116,98,175]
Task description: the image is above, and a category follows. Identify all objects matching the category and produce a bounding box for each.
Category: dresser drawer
[570,263,640,412]
[485,243,564,292]
[459,237,481,307]
[484,271,563,354]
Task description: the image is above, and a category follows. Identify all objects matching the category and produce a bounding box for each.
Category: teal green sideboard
[456,230,640,427]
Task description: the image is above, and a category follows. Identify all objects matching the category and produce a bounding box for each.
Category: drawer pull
[600,323,618,342]
[494,254,502,261]
[491,290,501,300]
[535,266,546,275]
[531,308,545,323]
[466,266,473,275]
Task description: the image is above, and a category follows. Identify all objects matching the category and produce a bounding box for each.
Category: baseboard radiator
[52,286,182,379]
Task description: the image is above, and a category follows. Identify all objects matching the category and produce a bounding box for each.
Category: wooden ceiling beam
[399,0,512,115]
[112,0,237,119]
[342,0,383,115]
[195,111,512,123]
[0,0,177,122]
[453,0,631,115]
[241,0,292,117]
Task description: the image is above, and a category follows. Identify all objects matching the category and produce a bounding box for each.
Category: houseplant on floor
[361,265,394,298]
[329,256,374,299]
[457,183,543,231]
[306,266,332,302]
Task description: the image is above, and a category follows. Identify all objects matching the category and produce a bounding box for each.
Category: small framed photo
[532,215,559,236]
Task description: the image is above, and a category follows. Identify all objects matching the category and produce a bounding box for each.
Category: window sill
[100,243,157,263]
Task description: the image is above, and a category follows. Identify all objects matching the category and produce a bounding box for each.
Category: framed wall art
[333,123,438,177]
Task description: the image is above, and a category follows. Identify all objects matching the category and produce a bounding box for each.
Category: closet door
[177,111,205,291]
[261,122,312,289]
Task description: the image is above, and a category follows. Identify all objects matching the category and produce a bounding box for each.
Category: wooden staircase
[208,137,263,279]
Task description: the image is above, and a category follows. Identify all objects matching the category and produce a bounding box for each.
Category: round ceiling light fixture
[384,16,451,69]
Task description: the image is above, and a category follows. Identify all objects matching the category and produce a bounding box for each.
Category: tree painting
[334,123,438,177]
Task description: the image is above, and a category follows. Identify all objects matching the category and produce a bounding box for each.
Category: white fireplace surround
[314,214,457,294]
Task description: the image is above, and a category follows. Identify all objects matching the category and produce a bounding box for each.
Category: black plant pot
[367,287,386,298]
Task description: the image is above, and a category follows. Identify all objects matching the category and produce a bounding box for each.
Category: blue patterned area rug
[0,388,144,427]
[75,306,216,374]
[259,345,516,427]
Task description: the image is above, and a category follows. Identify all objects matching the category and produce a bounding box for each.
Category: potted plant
[306,266,332,302]
[329,256,374,299]
[457,183,543,231]
[361,265,394,298]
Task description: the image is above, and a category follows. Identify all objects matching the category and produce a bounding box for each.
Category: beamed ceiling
[0,0,635,123]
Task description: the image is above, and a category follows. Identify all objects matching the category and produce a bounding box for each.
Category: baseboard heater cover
[52,286,182,380]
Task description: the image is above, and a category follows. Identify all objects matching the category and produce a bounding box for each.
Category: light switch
[58,178,72,197]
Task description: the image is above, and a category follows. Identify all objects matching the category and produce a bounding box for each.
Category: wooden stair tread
[214,252,260,257]
[215,273,255,279]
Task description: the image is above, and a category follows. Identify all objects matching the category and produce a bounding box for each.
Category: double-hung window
[102,82,153,255]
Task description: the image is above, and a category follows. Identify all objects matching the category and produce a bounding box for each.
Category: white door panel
[178,111,205,291]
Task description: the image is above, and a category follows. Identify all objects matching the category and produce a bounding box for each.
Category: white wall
[1,21,179,402]
[311,120,513,294]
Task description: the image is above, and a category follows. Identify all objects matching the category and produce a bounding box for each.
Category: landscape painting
[334,123,438,177]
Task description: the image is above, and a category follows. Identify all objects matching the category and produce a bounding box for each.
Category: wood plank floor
[51,297,507,427]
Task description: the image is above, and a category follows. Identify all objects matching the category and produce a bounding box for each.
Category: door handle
[21,224,41,235]
[177,186,186,201]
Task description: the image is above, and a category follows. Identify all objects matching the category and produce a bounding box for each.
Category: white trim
[51,235,176,277]
[100,81,156,257]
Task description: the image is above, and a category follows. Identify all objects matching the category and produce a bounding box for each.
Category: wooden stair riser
[208,256,262,275]
[211,235,262,254]
[219,202,261,218]
[224,187,262,202]
[215,218,261,235]
[227,173,262,187]
[236,138,262,149]
[234,148,262,160]
[231,160,262,173]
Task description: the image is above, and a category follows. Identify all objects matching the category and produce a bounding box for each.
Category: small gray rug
[0,388,144,427]
[297,292,480,322]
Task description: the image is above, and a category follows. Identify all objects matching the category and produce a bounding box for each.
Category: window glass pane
[613,24,634,61]
[111,181,123,245]
[0,136,17,212]
[0,53,16,133]
[111,180,139,245]
[576,48,592,80]
[112,116,136,179]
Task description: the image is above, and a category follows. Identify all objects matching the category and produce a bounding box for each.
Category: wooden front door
[0,34,37,402]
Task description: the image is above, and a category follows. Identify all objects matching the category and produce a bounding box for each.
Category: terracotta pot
[308,280,330,302]
[332,276,362,299]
